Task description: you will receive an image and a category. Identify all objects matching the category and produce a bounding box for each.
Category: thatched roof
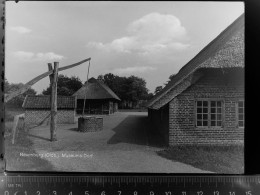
[22,95,76,109]
[147,13,244,110]
[73,77,121,101]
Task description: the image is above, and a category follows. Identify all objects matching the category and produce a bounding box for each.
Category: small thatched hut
[73,77,121,115]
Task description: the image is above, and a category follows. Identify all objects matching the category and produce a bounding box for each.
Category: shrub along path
[8,112,212,173]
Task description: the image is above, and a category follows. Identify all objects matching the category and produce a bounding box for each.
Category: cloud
[13,51,34,60]
[13,51,64,61]
[9,26,32,34]
[35,52,64,61]
[87,12,189,55]
[113,66,156,75]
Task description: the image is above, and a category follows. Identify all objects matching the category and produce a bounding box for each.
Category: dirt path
[27,112,212,173]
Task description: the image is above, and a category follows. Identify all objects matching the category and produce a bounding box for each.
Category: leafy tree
[154,86,163,95]
[5,79,37,108]
[97,73,150,103]
[169,74,176,81]
[126,75,148,101]
[97,75,104,83]
[164,73,176,85]
[42,74,83,96]
[145,93,154,100]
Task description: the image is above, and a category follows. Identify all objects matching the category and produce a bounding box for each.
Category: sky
[5,1,244,94]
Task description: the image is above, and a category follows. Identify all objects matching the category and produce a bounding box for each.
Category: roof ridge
[147,13,244,108]
[73,78,121,101]
[22,95,76,109]
[95,80,121,101]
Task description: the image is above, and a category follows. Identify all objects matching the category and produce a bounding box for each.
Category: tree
[164,73,176,85]
[97,75,104,83]
[97,73,126,99]
[97,73,150,107]
[5,79,37,108]
[126,75,148,101]
[154,86,163,95]
[146,93,154,100]
[42,74,83,96]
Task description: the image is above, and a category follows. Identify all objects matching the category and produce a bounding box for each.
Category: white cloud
[87,12,189,55]
[9,26,32,34]
[35,52,64,61]
[13,51,64,61]
[113,66,156,74]
[13,51,34,60]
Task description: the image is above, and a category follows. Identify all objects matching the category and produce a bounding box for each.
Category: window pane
[197,114,202,119]
[211,114,216,120]
[211,121,216,126]
[203,121,208,126]
[217,121,222,126]
[217,101,221,107]
[203,101,208,107]
[203,114,208,120]
[197,101,202,107]
[197,121,202,126]
[217,114,222,120]
[211,101,216,107]
[211,108,216,113]
[237,100,244,128]
[203,108,208,113]
[197,108,202,113]
[217,108,222,113]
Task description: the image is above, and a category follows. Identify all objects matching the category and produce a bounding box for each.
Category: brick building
[147,14,244,146]
[73,77,121,115]
[22,95,76,128]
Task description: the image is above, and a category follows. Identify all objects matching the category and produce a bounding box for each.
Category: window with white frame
[196,100,223,127]
[238,100,244,127]
[196,100,208,127]
[210,101,222,127]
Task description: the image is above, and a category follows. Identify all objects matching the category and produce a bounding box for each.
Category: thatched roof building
[147,13,244,110]
[73,77,120,100]
[147,13,244,146]
[73,77,120,115]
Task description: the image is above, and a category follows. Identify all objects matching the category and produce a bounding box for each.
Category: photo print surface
[4,1,244,173]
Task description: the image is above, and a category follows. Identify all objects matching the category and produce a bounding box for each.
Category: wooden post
[50,62,59,141]
[48,63,54,83]
[48,63,53,126]
[11,114,24,144]
[5,58,91,103]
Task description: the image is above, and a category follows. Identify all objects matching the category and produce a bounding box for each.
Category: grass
[4,108,25,138]
[5,131,55,171]
[118,108,147,112]
[157,145,244,174]
[4,108,55,171]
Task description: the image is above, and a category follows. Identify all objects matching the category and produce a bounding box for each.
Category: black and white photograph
[4,1,244,173]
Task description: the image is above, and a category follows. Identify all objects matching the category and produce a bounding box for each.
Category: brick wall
[169,68,244,146]
[78,117,103,132]
[24,109,75,128]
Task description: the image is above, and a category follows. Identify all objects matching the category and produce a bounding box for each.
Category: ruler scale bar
[1,175,260,194]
